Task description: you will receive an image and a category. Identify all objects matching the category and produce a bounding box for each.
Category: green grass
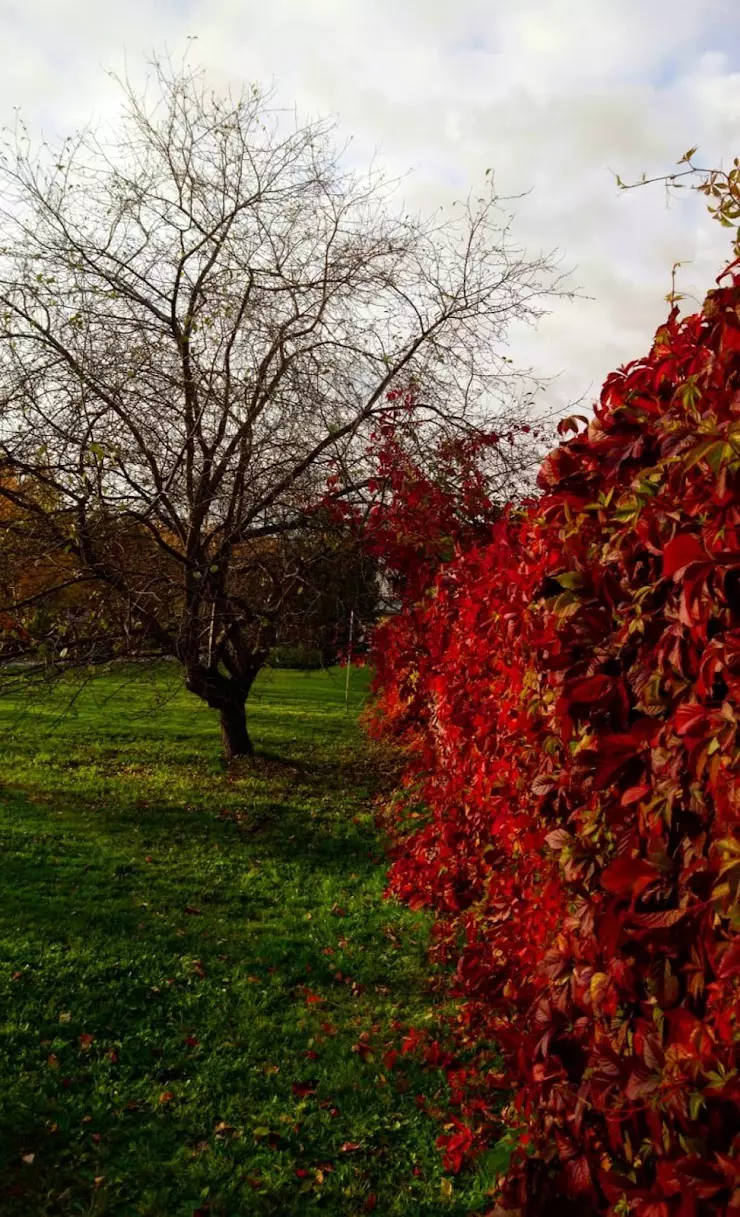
[0,664,504,1216]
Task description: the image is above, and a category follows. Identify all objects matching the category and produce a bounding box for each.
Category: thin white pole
[345,609,355,712]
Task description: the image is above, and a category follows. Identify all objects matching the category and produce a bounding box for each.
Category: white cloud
[1,0,739,415]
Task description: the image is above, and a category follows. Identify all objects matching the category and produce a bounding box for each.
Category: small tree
[0,58,565,759]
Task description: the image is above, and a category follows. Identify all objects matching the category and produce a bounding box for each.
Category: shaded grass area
[0,665,503,1216]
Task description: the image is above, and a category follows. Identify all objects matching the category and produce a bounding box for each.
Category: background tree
[0,57,566,760]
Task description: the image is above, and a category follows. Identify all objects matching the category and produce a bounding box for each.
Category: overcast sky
[2,0,740,416]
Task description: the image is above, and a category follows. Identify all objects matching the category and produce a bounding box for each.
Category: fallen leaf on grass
[59,1012,71,1024]
[47,1055,59,1069]
[158,1091,175,1105]
[184,1036,200,1048]
[291,1080,318,1097]
[21,1153,35,1165]
[302,989,324,1006]
[339,1141,362,1153]
[79,1033,94,1050]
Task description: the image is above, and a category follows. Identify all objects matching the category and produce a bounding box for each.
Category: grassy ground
[0,664,504,1217]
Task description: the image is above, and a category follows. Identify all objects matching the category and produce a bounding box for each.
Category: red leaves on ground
[291,1080,318,1097]
[298,987,324,1006]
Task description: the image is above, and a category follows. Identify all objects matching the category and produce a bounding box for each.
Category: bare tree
[0,58,567,760]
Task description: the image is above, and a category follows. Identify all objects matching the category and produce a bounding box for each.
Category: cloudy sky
[2,0,740,416]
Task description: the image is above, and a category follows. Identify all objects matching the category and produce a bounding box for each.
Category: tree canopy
[0,58,565,758]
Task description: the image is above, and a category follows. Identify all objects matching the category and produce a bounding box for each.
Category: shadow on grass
[0,668,496,1217]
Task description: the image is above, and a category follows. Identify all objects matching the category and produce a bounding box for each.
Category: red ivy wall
[369,263,740,1215]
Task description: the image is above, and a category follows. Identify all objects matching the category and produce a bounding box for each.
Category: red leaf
[627,908,690,933]
[625,1067,660,1100]
[621,783,650,806]
[545,829,573,851]
[291,1080,318,1097]
[663,533,707,578]
[600,855,659,897]
[339,1141,362,1153]
[564,1155,593,1194]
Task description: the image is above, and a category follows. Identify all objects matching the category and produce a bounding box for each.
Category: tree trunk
[183,662,254,762]
[219,697,253,761]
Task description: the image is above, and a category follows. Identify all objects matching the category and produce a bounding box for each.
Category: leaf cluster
[368,259,740,1214]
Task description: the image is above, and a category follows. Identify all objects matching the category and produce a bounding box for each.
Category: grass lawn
[0,664,504,1216]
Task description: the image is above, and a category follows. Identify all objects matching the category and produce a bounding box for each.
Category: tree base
[219,705,254,761]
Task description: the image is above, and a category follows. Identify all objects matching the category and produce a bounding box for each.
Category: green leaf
[682,435,719,472]
[555,572,584,591]
[705,440,733,474]
[689,1091,705,1120]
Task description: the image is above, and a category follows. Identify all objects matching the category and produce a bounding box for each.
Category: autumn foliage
[367,260,740,1214]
